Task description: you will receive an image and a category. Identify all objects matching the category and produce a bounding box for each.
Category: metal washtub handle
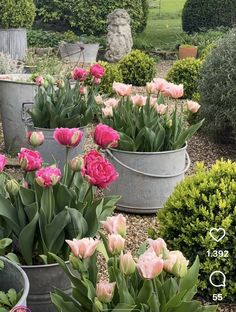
[105,149,191,178]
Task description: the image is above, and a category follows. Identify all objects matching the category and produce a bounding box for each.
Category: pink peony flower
[153,78,169,92]
[101,214,126,237]
[104,98,119,108]
[113,82,132,97]
[147,238,169,257]
[90,63,106,78]
[94,124,120,149]
[108,234,125,255]
[102,106,113,117]
[71,67,89,81]
[131,95,147,107]
[163,83,184,99]
[96,281,116,303]
[187,100,201,113]
[120,252,136,275]
[156,104,167,115]
[83,150,118,188]
[26,131,44,147]
[0,154,7,172]
[163,250,189,277]
[35,166,61,188]
[66,238,99,259]
[35,76,44,86]
[137,249,163,279]
[54,128,83,148]
[18,148,43,171]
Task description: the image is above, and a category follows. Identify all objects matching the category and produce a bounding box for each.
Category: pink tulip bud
[163,250,189,277]
[18,148,43,171]
[69,156,85,172]
[54,128,83,148]
[94,124,120,149]
[137,249,163,279]
[35,166,61,188]
[35,76,44,86]
[104,98,119,108]
[0,154,7,172]
[96,281,116,303]
[187,100,201,113]
[6,179,20,196]
[120,252,136,275]
[66,238,100,259]
[102,106,113,117]
[147,238,169,257]
[113,82,132,97]
[156,104,167,115]
[108,234,125,255]
[95,95,103,104]
[90,63,106,78]
[27,131,44,147]
[101,214,126,237]
[56,79,65,88]
[93,77,101,85]
[131,95,147,107]
[22,179,29,189]
[80,86,87,95]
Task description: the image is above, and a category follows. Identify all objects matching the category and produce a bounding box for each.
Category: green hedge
[182,0,236,33]
[37,0,148,35]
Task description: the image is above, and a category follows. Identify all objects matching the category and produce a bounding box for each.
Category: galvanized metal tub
[105,145,190,214]
[0,256,29,308]
[22,262,71,312]
[0,28,27,60]
[59,42,99,63]
[0,75,36,152]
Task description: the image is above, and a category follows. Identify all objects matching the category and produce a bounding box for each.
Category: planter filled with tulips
[0,129,119,312]
[50,214,217,312]
[23,63,106,168]
[96,80,203,213]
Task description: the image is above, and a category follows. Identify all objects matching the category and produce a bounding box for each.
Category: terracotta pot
[179,45,198,59]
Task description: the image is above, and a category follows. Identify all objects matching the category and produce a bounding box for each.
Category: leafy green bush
[155,160,236,302]
[98,61,123,95]
[182,0,236,33]
[37,0,148,35]
[166,58,202,99]
[199,29,236,143]
[119,50,156,86]
[0,0,36,28]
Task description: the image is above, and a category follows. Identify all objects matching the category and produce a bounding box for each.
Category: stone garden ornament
[105,9,133,62]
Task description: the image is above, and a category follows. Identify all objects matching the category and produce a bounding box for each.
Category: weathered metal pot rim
[21,260,69,269]
[108,143,187,155]
[34,125,88,131]
[0,28,26,31]
[0,74,34,84]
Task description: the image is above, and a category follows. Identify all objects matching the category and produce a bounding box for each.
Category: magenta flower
[18,148,43,171]
[94,124,120,149]
[71,67,89,81]
[90,63,106,78]
[35,166,61,187]
[0,154,7,172]
[54,128,83,148]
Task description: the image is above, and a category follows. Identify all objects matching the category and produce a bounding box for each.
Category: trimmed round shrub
[166,58,202,99]
[119,50,156,86]
[98,61,123,95]
[156,160,236,302]
[0,0,36,28]
[182,0,236,33]
[37,0,148,35]
[199,29,236,143]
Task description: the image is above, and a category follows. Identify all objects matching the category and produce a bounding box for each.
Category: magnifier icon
[209,271,226,288]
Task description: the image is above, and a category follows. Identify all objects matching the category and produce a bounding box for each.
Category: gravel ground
[0,60,235,311]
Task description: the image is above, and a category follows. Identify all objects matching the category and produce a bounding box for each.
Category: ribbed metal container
[105,145,190,214]
[22,262,71,312]
[0,28,27,60]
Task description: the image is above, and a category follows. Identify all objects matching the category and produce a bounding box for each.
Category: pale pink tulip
[153,78,169,92]
[66,238,100,259]
[80,86,87,95]
[108,234,125,255]
[93,77,101,85]
[101,214,126,237]
[35,76,44,86]
[148,238,168,257]
[131,95,147,107]
[187,100,201,113]
[163,250,189,277]
[146,82,158,94]
[95,95,103,104]
[102,106,113,117]
[26,131,44,147]
[150,96,157,107]
[96,281,116,303]
[104,98,119,108]
[137,249,163,279]
[163,83,184,99]
[0,154,7,172]
[156,104,167,115]
[113,82,132,97]
[120,252,136,275]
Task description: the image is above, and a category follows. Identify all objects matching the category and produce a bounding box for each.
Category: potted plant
[0,131,120,312]
[24,63,105,167]
[50,214,217,312]
[96,80,203,213]
[179,44,198,59]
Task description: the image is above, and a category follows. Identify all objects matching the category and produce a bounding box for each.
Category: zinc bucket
[105,145,190,214]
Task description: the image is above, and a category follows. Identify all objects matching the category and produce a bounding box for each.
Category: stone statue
[105,9,133,63]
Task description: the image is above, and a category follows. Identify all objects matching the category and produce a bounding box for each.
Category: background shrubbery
[97,61,123,95]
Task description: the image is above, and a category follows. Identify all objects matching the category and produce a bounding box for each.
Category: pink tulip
[35,166,61,187]
[102,106,113,117]
[83,150,104,163]
[0,154,7,172]
[156,104,167,115]
[163,83,184,99]
[26,131,44,147]
[101,214,126,237]
[71,67,89,81]
[104,98,119,108]
[108,234,125,255]
[94,124,120,149]
[54,128,83,148]
[137,249,163,279]
[80,86,87,95]
[150,96,157,107]
[146,82,158,94]
[90,63,106,78]
[66,238,99,259]
[113,82,132,97]
[131,95,147,107]
[187,100,201,113]
[95,95,103,104]
[35,76,44,86]
[69,156,85,172]
[120,252,136,275]
[153,78,169,92]
[93,77,101,85]
[96,281,116,303]
[18,148,43,171]
[163,250,189,277]
[147,238,168,257]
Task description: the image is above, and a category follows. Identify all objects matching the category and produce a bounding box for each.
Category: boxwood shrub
[156,160,236,302]
[98,61,123,95]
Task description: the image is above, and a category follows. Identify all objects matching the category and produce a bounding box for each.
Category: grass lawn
[134,0,186,50]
